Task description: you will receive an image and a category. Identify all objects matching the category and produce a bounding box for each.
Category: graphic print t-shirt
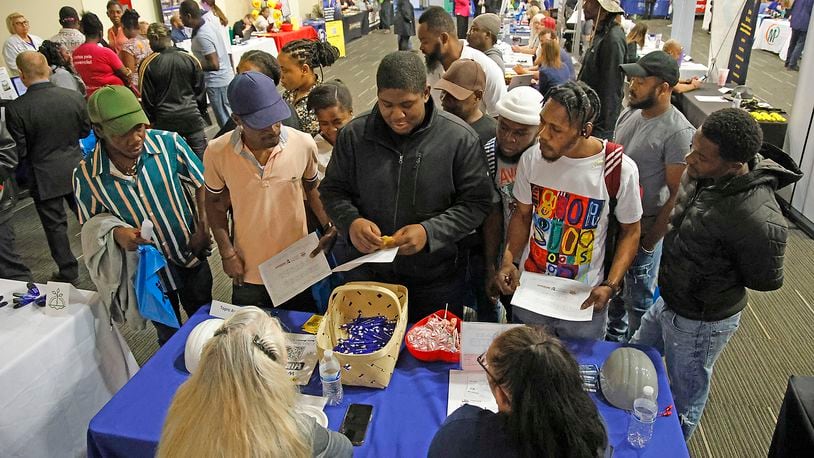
[513,143,642,288]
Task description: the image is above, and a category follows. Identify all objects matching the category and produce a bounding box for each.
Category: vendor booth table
[342,10,369,42]
[265,26,319,53]
[676,83,788,148]
[0,279,138,458]
[230,37,279,69]
[753,18,792,61]
[87,306,688,458]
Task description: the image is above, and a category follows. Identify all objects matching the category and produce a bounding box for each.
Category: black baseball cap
[620,50,680,87]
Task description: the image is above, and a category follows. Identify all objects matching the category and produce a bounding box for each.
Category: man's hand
[349,218,383,254]
[392,224,427,255]
[690,77,702,89]
[310,226,338,257]
[221,252,245,286]
[485,268,501,304]
[580,285,614,312]
[113,227,151,251]
[495,262,520,295]
[187,230,212,259]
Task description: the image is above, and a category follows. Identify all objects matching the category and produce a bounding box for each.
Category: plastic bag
[135,245,180,328]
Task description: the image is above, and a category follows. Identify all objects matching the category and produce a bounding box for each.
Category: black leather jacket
[0,102,18,223]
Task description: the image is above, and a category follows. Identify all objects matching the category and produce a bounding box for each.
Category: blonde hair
[6,13,25,35]
[626,22,648,48]
[539,38,562,69]
[157,307,312,458]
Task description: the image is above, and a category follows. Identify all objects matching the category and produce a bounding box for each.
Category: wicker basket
[316,282,408,389]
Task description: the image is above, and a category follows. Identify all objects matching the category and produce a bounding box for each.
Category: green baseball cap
[87,86,149,135]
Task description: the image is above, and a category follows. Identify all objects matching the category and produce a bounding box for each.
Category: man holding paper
[204,72,336,311]
[495,81,642,340]
[320,51,496,322]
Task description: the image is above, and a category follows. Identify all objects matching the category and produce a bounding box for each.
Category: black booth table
[676,83,788,148]
[769,375,814,457]
[342,10,369,42]
[87,306,688,457]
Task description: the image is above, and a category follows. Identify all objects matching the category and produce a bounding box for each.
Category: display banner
[726,0,761,85]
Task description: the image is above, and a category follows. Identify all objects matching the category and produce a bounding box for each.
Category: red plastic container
[405,310,462,363]
[280,23,293,32]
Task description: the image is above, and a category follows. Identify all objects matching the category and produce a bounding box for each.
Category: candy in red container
[405,310,461,363]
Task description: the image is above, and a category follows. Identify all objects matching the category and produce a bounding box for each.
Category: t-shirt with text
[72,43,125,97]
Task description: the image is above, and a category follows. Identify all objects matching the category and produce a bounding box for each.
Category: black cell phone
[339,403,373,446]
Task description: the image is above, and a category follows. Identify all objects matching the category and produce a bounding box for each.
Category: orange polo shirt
[204,126,319,285]
[107,26,127,55]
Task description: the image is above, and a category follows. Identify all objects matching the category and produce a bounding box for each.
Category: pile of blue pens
[333,315,397,354]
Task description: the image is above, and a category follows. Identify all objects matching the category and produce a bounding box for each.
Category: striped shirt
[74,130,205,288]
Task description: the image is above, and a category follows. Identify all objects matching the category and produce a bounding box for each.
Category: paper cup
[717,68,730,87]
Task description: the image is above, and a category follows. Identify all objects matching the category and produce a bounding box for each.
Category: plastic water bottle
[732,92,743,109]
[320,350,343,406]
[627,386,658,448]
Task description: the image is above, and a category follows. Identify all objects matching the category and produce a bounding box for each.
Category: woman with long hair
[625,22,648,63]
[429,326,608,458]
[119,9,151,90]
[278,39,340,136]
[201,0,229,27]
[536,38,571,97]
[73,12,130,97]
[38,40,86,95]
[158,307,352,457]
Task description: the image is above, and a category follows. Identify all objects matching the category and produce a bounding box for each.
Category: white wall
[785,14,814,219]
[1,0,159,70]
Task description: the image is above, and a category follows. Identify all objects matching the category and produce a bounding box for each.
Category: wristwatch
[600,280,622,297]
[322,221,335,233]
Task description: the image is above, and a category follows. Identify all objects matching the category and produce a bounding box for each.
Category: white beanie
[496,86,544,126]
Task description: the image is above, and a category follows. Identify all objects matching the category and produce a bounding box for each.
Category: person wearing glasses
[429,325,608,457]
[4,13,43,76]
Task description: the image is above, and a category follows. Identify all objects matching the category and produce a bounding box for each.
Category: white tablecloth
[0,279,139,458]
[176,37,279,70]
[753,18,792,60]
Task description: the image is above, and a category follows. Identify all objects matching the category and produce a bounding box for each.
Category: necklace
[112,156,139,176]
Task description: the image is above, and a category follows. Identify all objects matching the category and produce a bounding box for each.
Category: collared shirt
[74,130,206,288]
[3,34,44,75]
[203,126,319,285]
[50,28,85,53]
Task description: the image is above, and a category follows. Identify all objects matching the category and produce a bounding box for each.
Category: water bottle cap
[643,386,654,397]
[324,350,333,358]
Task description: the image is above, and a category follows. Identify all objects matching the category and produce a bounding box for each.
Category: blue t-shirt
[190,20,234,87]
[538,64,572,98]
[790,0,813,31]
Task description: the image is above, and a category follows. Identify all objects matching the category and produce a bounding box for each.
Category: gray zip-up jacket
[319,99,496,283]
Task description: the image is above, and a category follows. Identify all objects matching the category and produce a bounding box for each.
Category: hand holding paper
[511,271,594,321]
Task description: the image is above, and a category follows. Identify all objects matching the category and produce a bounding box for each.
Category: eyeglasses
[14,20,29,26]
[477,351,502,385]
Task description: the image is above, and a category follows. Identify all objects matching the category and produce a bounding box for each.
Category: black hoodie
[659,143,804,321]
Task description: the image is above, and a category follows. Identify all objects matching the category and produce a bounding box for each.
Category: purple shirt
[790,0,813,31]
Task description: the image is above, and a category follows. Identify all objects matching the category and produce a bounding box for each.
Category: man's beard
[630,92,657,110]
[424,43,443,70]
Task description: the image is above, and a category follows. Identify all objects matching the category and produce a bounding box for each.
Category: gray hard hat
[599,347,659,410]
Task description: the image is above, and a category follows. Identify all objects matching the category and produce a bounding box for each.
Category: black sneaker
[50,272,80,287]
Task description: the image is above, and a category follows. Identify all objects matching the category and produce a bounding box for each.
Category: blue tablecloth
[87,307,688,457]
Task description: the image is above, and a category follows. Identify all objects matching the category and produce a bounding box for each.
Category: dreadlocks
[544,81,601,129]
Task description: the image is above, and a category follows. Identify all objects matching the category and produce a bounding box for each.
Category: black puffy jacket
[660,144,803,321]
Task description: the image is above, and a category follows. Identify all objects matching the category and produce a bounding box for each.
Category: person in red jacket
[454,0,471,39]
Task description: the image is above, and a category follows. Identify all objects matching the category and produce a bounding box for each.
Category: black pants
[398,35,412,51]
[456,15,469,39]
[644,0,656,19]
[181,129,207,159]
[153,261,213,345]
[232,282,318,313]
[465,246,499,322]
[0,217,32,281]
[34,194,78,280]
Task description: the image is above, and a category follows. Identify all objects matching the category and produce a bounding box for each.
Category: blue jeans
[606,241,663,341]
[630,297,741,439]
[207,85,232,128]
[786,29,806,69]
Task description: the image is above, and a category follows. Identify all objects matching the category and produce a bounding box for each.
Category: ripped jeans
[606,240,663,341]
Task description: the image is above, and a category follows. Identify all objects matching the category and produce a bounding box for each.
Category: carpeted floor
[8,18,808,457]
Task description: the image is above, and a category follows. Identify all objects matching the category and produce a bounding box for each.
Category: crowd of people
[0,0,804,453]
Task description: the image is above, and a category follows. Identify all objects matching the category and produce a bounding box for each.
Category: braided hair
[280,39,340,80]
[544,81,601,130]
[121,9,140,31]
[307,79,353,113]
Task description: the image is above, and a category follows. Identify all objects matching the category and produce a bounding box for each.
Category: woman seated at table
[535,39,572,97]
[158,306,353,458]
[662,39,702,94]
[512,12,544,55]
[307,79,354,180]
[279,39,341,136]
[428,326,608,458]
[625,22,647,63]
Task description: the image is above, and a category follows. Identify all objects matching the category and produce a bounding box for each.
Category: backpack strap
[603,140,624,202]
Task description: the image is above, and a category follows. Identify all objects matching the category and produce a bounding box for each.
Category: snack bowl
[405,310,462,363]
